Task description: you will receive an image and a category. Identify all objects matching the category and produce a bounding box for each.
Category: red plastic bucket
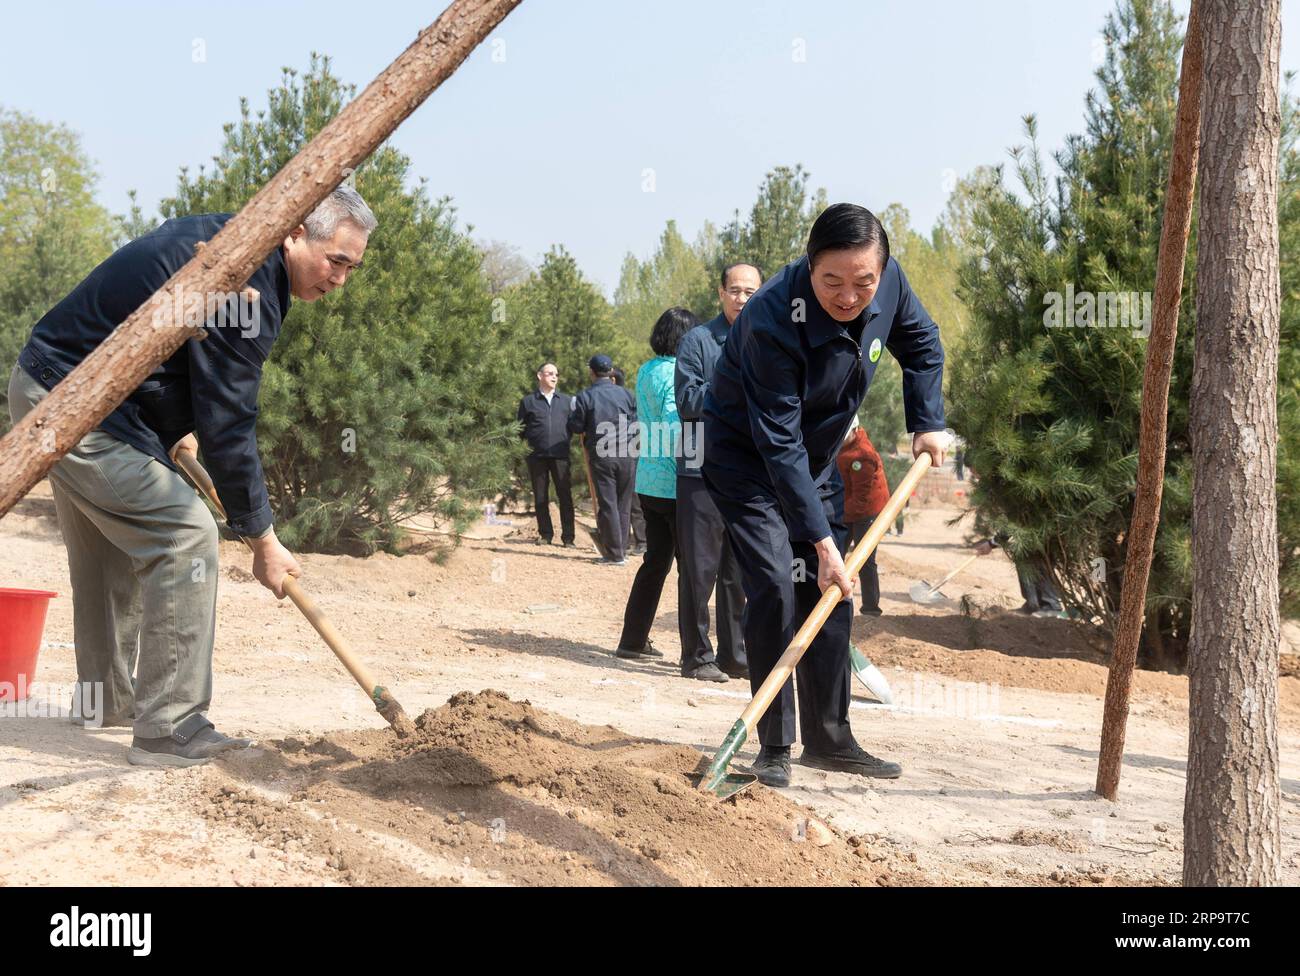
[0,588,58,702]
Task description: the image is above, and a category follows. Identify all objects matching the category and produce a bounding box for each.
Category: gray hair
[303,184,377,240]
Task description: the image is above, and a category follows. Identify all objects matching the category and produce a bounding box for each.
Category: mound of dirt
[203,690,928,886]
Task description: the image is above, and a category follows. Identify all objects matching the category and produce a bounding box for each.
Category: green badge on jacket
[868,338,882,363]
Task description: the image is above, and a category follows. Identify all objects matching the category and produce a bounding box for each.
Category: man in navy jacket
[703,203,947,787]
[7,186,375,767]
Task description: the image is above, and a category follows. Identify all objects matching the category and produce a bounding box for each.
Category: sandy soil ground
[2,478,1298,886]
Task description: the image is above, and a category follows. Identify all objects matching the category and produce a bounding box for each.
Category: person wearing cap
[835,414,891,616]
[568,353,638,564]
[673,262,760,682]
[516,362,577,547]
[703,203,947,788]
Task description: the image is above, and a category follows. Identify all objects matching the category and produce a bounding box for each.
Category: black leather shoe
[750,745,791,787]
[719,661,749,680]
[798,743,902,779]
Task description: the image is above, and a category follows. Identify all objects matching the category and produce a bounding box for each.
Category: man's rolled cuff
[227,503,273,539]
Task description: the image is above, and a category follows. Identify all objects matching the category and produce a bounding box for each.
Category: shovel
[174,451,414,737]
[849,644,893,704]
[697,450,935,797]
[579,433,609,558]
[909,553,979,604]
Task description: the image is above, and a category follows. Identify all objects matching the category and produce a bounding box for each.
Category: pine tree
[949,0,1299,663]
[716,164,826,280]
[155,55,524,553]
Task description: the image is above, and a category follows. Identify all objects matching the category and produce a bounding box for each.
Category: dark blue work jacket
[703,254,944,543]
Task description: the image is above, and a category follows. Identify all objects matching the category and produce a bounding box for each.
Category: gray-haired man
[8,186,376,766]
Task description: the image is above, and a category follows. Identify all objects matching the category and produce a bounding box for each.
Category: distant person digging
[8,186,376,767]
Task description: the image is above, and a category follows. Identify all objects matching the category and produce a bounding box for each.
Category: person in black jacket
[568,354,638,565]
[7,186,375,768]
[516,362,576,546]
[673,262,761,680]
[703,203,947,788]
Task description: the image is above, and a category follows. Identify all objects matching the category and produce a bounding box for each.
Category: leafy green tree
[155,56,523,552]
[0,107,117,421]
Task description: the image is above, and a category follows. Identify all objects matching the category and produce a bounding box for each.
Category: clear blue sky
[2,1,1297,294]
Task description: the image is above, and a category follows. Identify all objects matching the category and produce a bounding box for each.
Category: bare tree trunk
[1096,0,1204,801]
[1184,0,1282,887]
[0,0,522,520]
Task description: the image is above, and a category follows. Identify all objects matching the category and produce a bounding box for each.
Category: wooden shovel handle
[736,451,933,734]
[927,552,981,594]
[173,450,381,696]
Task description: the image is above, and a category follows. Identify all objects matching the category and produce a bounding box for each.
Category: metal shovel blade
[909,579,945,604]
[688,770,758,801]
[849,643,894,704]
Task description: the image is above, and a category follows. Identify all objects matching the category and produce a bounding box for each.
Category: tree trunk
[0,0,522,521]
[1096,0,1203,800]
[1184,0,1282,887]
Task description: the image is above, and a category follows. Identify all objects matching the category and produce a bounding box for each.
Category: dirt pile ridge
[203,690,927,886]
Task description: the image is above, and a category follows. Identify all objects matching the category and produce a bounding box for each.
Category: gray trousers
[8,365,218,737]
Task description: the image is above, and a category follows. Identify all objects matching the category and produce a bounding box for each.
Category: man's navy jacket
[18,213,290,538]
[674,314,729,480]
[703,254,945,543]
[517,389,574,459]
[567,377,637,460]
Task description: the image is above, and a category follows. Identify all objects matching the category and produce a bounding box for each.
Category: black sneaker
[798,743,902,779]
[127,714,252,768]
[561,541,578,549]
[616,639,665,660]
[750,745,792,787]
[682,662,729,682]
[629,544,647,557]
[859,607,883,617]
[597,556,628,566]
[718,661,749,680]
[535,537,553,546]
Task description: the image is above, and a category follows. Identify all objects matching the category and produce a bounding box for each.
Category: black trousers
[675,476,746,672]
[705,476,854,752]
[848,517,882,613]
[526,456,575,544]
[591,456,635,560]
[628,492,647,547]
[618,494,680,650]
[1017,559,1063,611]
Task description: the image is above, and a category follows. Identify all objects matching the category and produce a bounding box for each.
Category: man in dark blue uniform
[567,354,638,565]
[703,203,947,787]
[674,262,761,681]
[517,362,576,547]
[7,186,375,767]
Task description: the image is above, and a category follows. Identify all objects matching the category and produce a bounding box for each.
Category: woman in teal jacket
[615,307,698,658]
